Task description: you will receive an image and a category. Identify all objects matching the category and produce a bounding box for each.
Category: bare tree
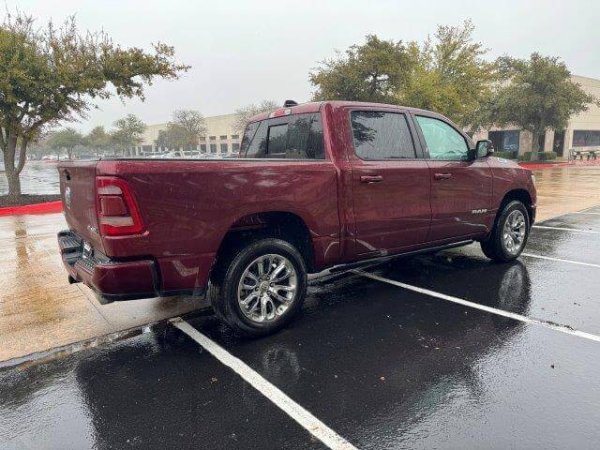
[170,110,206,150]
[233,100,279,133]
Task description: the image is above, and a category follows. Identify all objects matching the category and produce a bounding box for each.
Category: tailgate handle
[434,172,452,180]
[360,175,384,184]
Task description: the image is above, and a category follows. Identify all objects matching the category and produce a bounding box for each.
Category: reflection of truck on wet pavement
[57,101,537,336]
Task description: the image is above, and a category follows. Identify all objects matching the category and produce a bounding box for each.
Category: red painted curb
[518,162,569,170]
[0,200,63,217]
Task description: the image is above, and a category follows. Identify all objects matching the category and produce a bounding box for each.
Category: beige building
[136,113,242,156]
[137,75,600,159]
[473,75,600,159]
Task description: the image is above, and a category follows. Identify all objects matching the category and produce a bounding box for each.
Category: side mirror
[476,139,495,158]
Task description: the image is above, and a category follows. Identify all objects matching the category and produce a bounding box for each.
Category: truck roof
[248,100,437,123]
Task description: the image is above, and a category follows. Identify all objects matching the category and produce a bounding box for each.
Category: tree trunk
[3,133,21,198]
[6,168,22,197]
[530,130,541,162]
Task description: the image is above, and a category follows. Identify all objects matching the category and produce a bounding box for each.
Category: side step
[328,240,474,274]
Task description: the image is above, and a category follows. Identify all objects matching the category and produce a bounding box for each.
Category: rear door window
[350,111,416,160]
[241,113,324,159]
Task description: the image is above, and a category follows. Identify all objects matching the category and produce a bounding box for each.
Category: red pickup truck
[58,101,536,336]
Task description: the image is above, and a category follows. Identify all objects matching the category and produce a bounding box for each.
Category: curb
[0,307,214,371]
[518,162,570,170]
[0,200,63,217]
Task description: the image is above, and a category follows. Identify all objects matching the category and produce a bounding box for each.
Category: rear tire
[481,200,530,262]
[208,238,307,337]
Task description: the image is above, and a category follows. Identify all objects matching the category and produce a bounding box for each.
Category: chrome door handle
[360,175,384,184]
[434,173,452,180]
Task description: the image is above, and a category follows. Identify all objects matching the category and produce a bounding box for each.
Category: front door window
[415,116,469,161]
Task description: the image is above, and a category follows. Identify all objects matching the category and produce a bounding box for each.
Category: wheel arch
[498,189,534,224]
[212,211,316,279]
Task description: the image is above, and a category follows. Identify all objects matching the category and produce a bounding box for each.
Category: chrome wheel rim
[237,254,298,323]
[502,210,526,255]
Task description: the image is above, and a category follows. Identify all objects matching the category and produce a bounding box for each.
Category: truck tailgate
[58,161,105,252]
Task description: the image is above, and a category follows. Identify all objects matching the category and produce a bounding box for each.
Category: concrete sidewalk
[0,214,204,362]
[1,165,599,362]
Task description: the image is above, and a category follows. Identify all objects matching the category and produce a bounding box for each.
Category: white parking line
[170,318,358,450]
[573,212,600,216]
[532,225,600,234]
[521,253,600,268]
[352,269,600,343]
[579,205,600,213]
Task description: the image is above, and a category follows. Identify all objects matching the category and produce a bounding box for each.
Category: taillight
[96,177,145,236]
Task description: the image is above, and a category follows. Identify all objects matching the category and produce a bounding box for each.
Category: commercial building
[138,74,600,159]
[473,75,600,158]
[136,113,241,156]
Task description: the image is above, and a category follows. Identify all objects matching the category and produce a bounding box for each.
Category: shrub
[519,152,533,161]
[495,150,517,159]
[541,151,557,161]
[519,151,557,162]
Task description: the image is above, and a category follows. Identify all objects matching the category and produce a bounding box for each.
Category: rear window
[241,113,324,159]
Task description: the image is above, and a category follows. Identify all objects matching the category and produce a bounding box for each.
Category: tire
[480,200,530,262]
[208,238,307,337]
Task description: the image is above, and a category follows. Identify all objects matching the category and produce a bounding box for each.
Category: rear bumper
[58,230,206,303]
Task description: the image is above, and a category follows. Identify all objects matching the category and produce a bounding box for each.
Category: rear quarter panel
[97,159,340,266]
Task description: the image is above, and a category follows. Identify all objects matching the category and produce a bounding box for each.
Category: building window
[199,136,206,141]
[210,143,217,153]
[220,143,228,153]
[209,136,216,141]
[219,135,228,140]
[200,144,207,152]
[232,143,240,152]
[231,134,239,140]
[488,130,520,155]
[573,130,600,147]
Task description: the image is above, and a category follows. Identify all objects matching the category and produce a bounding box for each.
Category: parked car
[57,101,537,336]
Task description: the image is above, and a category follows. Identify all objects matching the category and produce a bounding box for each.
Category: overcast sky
[14,0,600,132]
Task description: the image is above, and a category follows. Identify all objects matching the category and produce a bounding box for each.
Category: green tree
[233,100,279,132]
[110,114,146,156]
[310,35,412,103]
[0,12,189,197]
[487,53,597,158]
[400,20,496,127]
[308,21,495,128]
[48,128,83,159]
[85,126,111,157]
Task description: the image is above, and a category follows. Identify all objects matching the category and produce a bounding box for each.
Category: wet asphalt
[2,207,600,450]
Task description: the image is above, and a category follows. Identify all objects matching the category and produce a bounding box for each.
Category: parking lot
[2,205,600,449]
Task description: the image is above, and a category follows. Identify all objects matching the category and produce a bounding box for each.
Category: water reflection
[0,161,60,195]
[0,259,532,449]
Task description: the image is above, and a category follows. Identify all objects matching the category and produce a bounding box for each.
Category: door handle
[360,175,384,184]
[433,173,452,180]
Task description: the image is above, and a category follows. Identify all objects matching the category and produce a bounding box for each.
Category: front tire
[481,200,530,262]
[209,238,307,337]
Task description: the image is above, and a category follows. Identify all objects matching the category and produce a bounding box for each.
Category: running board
[326,240,474,274]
